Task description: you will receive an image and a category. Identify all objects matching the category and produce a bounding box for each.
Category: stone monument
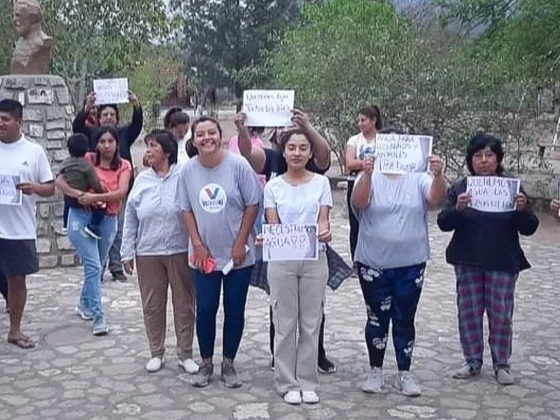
[0,0,77,268]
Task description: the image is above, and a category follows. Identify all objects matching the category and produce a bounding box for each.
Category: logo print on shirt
[199,183,227,214]
[205,187,220,200]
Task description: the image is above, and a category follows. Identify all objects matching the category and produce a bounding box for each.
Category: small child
[59,133,106,239]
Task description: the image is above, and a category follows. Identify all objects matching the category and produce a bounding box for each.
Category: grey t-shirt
[177,153,262,271]
[353,172,433,269]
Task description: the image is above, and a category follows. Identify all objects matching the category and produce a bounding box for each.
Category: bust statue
[10,0,53,75]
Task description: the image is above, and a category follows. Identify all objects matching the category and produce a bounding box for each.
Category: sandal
[8,335,35,349]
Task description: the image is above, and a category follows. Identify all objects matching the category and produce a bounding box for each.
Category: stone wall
[0,75,78,268]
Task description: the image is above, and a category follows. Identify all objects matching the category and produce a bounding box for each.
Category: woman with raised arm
[351,126,446,397]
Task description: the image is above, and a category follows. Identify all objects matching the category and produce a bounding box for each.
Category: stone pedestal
[0,75,78,268]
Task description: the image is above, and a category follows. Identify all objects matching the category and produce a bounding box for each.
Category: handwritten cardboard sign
[93,78,129,105]
[0,174,22,206]
[263,223,318,262]
[242,90,294,127]
[374,134,433,174]
[467,176,520,213]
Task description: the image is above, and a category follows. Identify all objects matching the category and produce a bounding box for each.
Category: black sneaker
[112,271,127,282]
[318,355,337,374]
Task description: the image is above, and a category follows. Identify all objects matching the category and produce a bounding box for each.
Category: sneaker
[283,390,302,405]
[74,305,94,321]
[395,371,421,397]
[220,362,242,388]
[146,357,164,373]
[92,317,109,336]
[318,355,337,374]
[453,364,481,379]
[112,271,127,282]
[362,367,384,393]
[192,363,213,388]
[84,225,102,240]
[178,358,199,374]
[301,391,320,404]
[495,368,515,385]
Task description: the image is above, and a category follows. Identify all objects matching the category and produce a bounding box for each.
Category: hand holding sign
[515,193,527,212]
[234,112,247,129]
[363,156,375,175]
[291,108,311,131]
[429,156,444,177]
[455,192,471,212]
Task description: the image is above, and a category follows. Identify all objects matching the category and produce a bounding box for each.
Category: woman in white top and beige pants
[344,106,381,262]
[265,129,333,405]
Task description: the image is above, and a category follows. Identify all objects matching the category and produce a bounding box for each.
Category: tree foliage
[171,0,303,102]
[40,0,172,108]
[270,0,543,175]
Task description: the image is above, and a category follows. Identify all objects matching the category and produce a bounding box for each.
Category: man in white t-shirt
[0,99,55,349]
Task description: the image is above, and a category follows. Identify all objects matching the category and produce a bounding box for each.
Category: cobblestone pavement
[1,193,560,420]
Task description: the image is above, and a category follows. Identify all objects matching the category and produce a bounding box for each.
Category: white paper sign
[263,223,318,262]
[467,176,520,213]
[0,174,22,206]
[374,134,433,174]
[93,78,129,105]
[242,90,294,127]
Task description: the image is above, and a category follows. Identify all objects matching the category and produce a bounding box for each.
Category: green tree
[270,0,540,175]
[0,0,14,75]
[171,0,303,106]
[40,0,172,108]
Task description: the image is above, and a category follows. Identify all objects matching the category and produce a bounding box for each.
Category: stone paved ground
[1,191,560,420]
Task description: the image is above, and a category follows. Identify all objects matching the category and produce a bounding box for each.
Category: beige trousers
[136,253,195,360]
[268,252,328,394]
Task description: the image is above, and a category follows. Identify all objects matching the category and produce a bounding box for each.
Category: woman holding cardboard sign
[351,126,446,397]
[437,134,539,386]
[264,129,333,405]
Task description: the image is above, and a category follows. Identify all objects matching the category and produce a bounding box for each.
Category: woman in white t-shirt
[344,106,381,264]
[264,129,333,405]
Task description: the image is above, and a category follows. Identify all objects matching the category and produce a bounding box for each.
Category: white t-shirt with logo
[346,133,376,180]
[0,136,54,240]
[177,152,263,270]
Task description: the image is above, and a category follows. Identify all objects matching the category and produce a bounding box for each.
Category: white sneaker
[395,371,421,397]
[145,357,164,373]
[283,390,302,405]
[362,367,384,393]
[301,391,319,404]
[178,358,199,374]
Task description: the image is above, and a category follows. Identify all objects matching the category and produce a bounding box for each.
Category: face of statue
[13,5,32,37]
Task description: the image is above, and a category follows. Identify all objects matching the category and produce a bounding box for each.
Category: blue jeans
[194,265,253,359]
[68,208,117,321]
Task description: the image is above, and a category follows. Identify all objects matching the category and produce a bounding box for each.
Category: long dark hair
[94,125,122,170]
[358,105,382,130]
[144,130,178,165]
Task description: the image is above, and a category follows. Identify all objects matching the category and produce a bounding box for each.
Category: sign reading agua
[263,223,318,262]
[374,134,433,174]
[467,176,520,213]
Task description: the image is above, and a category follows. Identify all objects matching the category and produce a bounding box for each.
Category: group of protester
[0,94,549,405]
